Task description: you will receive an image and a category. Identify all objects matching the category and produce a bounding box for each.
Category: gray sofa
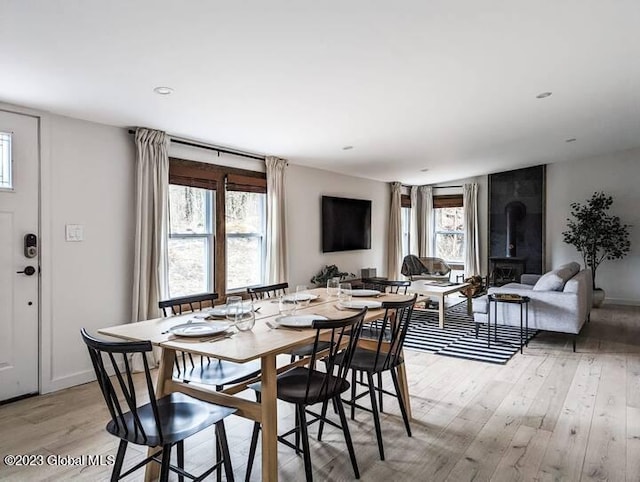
[472,262,592,351]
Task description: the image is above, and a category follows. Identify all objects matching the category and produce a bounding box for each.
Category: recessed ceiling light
[342,146,354,151]
[536,92,552,99]
[565,138,577,143]
[420,168,429,172]
[153,86,174,95]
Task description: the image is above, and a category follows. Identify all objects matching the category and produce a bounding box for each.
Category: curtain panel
[132,128,169,324]
[265,156,288,284]
[410,186,419,255]
[418,185,433,257]
[463,183,481,277]
[387,182,403,279]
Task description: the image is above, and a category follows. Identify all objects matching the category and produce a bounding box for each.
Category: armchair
[401,255,451,282]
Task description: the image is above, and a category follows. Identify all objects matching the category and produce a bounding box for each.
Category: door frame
[0,102,55,395]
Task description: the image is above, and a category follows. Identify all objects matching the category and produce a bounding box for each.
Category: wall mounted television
[322,196,372,252]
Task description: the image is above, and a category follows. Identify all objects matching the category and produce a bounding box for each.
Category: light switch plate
[65,224,84,242]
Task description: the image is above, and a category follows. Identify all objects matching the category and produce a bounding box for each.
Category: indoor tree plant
[562,191,631,306]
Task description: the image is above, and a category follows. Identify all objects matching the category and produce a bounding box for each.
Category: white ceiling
[1,0,640,184]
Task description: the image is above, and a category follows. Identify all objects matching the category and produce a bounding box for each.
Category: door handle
[17,266,36,276]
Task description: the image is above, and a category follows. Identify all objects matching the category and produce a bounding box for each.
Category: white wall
[546,147,640,304]
[286,164,389,288]
[42,114,135,392]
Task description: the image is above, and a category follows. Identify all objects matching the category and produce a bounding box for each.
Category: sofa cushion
[556,262,581,281]
[532,271,564,291]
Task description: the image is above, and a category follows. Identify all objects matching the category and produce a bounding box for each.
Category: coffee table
[408,281,471,328]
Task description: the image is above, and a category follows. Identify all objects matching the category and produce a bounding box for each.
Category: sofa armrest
[520,274,542,286]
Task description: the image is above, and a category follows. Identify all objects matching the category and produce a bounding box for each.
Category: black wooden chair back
[247,282,289,301]
[362,278,411,294]
[159,292,218,317]
[370,294,417,371]
[80,328,162,446]
[302,308,366,405]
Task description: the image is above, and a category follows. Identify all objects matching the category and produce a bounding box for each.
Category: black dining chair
[246,282,289,301]
[361,278,411,294]
[80,328,236,482]
[244,309,367,482]
[335,295,417,460]
[158,293,261,390]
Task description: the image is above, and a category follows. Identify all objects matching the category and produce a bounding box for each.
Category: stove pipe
[504,201,526,257]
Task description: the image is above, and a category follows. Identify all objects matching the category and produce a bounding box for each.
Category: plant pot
[593,288,605,308]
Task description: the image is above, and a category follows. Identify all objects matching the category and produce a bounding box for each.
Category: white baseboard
[603,297,640,306]
[44,369,96,394]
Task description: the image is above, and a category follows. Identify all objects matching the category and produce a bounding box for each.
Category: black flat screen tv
[322,196,371,252]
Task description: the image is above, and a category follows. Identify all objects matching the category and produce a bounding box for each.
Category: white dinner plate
[338,300,383,310]
[281,293,320,302]
[349,289,381,297]
[275,314,328,328]
[207,304,253,317]
[169,321,231,337]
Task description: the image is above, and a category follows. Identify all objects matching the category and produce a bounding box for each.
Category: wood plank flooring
[1,303,639,481]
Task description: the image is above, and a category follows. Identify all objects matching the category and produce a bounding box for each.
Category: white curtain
[131,128,169,324]
[418,185,433,257]
[463,183,480,277]
[387,182,403,280]
[410,186,419,254]
[265,156,288,284]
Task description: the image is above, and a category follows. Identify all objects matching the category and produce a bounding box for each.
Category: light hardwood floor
[1,304,639,481]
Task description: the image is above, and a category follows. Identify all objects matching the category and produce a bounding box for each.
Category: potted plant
[562,192,631,307]
[310,264,355,287]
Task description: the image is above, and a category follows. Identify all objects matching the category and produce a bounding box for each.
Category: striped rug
[403,302,537,364]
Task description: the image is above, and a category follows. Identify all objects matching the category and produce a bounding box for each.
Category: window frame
[433,194,465,263]
[168,158,267,296]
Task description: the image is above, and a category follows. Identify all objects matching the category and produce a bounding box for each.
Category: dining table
[97,287,414,481]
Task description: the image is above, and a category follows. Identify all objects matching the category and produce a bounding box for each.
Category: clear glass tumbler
[235,300,255,331]
[326,277,340,297]
[225,296,242,323]
[338,282,352,306]
[279,295,298,316]
[295,284,311,308]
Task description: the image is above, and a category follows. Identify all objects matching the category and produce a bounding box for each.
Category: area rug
[403,302,538,364]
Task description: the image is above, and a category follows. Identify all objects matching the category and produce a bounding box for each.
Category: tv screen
[322,196,372,252]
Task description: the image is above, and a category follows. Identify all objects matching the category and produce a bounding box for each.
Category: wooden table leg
[395,357,412,420]
[261,354,278,482]
[144,348,176,482]
[466,291,473,316]
[438,293,445,328]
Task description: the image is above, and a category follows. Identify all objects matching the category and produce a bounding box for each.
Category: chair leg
[351,370,357,420]
[297,404,313,482]
[366,372,385,460]
[377,372,384,412]
[245,422,261,482]
[216,428,222,482]
[335,396,360,479]
[317,400,329,441]
[572,335,577,352]
[159,445,172,482]
[295,408,301,455]
[216,421,235,482]
[177,440,185,482]
[390,368,412,437]
[110,439,127,482]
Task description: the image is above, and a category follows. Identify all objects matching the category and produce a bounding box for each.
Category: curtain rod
[401,184,463,188]
[127,129,266,161]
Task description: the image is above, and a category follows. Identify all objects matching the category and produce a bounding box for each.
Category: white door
[0,110,39,402]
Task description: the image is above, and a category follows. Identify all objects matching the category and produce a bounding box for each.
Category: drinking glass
[279,295,298,316]
[295,284,311,308]
[326,277,340,297]
[338,282,352,305]
[235,300,256,331]
[225,296,242,323]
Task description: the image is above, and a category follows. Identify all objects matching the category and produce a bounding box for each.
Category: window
[226,191,266,290]
[0,132,12,190]
[434,195,464,262]
[167,158,267,297]
[168,185,215,297]
[400,193,412,258]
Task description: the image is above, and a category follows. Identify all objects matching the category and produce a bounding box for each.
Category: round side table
[487,294,530,353]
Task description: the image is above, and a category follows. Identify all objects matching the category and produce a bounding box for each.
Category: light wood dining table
[98,288,413,481]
